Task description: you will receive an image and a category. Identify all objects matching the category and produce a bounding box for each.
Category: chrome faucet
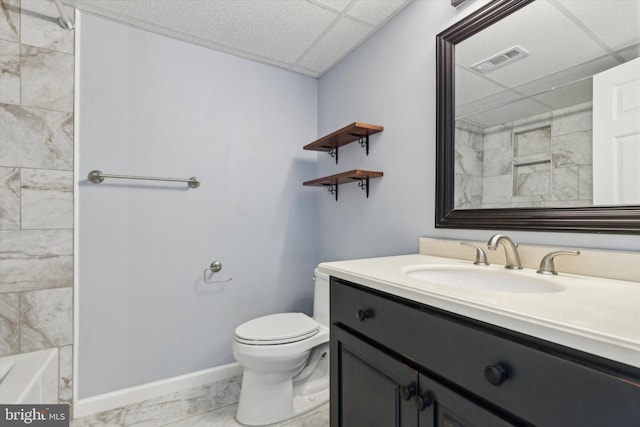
[487,234,522,269]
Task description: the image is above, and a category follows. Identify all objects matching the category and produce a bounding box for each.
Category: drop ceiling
[455,0,640,128]
[63,0,412,78]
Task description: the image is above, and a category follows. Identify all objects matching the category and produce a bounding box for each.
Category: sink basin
[402,265,563,294]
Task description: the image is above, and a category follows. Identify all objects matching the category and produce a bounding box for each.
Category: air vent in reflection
[470,46,529,73]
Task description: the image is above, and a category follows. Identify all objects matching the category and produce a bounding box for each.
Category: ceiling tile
[66,0,412,78]
[296,16,370,74]
[309,0,353,13]
[456,1,609,89]
[555,0,640,51]
[347,0,408,25]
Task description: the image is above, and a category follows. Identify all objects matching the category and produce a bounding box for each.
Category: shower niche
[512,123,552,200]
[454,102,593,210]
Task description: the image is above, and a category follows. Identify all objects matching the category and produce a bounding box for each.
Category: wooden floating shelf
[303,169,383,201]
[304,122,384,163]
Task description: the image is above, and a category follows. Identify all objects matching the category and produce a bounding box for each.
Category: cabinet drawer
[331,278,640,427]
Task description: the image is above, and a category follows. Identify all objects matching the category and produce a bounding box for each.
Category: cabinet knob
[399,383,417,401]
[356,308,373,321]
[414,393,433,411]
[484,364,508,386]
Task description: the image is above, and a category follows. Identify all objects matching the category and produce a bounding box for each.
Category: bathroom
[0,0,638,425]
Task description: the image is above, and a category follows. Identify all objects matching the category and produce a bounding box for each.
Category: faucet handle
[460,242,489,266]
[537,250,580,275]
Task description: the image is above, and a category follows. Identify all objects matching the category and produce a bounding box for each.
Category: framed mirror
[436,0,640,233]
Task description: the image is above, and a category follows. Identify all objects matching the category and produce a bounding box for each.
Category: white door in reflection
[593,57,640,205]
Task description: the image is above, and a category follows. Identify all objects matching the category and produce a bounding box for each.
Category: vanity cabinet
[330,277,640,427]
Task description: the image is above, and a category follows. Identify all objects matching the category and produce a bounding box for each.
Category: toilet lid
[235,313,319,345]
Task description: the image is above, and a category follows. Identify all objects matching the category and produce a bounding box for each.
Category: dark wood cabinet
[332,326,515,427]
[330,277,640,427]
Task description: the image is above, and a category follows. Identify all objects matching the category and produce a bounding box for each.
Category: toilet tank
[313,269,330,327]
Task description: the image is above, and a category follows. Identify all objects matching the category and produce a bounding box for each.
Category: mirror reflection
[454,0,640,210]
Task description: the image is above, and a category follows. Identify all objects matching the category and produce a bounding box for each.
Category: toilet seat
[235,313,319,345]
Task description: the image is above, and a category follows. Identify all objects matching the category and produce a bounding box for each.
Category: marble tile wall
[0,0,75,407]
[456,102,593,209]
[454,121,484,209]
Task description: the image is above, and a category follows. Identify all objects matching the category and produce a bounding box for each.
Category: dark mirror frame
[435,0,640,234]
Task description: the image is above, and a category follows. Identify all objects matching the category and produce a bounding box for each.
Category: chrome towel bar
[88,170,200,188]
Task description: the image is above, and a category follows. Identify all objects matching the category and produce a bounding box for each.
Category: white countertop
[318,254,640,369]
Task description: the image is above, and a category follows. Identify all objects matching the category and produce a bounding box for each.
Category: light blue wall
[317,0,640,263]
[77,13,318,398]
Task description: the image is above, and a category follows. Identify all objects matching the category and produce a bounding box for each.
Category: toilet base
[235,345,329,426]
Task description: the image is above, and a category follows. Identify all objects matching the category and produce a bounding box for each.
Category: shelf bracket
[352,177,370,198]
[349,133,370,156]
[323,183,338,201]
[322,145,338,164]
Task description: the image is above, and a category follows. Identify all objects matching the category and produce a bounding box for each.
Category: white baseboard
[73,362,242,418]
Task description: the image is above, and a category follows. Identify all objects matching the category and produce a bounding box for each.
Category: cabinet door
[331,325,517,427]
[418,373,517,427]
[331,326,425,427]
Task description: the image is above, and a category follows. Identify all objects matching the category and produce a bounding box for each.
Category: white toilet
[232,269,330,426]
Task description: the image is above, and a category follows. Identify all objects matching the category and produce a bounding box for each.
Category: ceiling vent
[470,46,529,73]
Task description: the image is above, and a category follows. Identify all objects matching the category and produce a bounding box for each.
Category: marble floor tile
[162,403,330,427]
[0,292,19,356]
[20,44,74,112]
[0,39,20,104]
[0,167,20,229]
[19,287,73,352]
[0,103,74,169]
[20,0,75,54]
[0,0,20,43]
[72,376,242,427]
[21,168,73,229]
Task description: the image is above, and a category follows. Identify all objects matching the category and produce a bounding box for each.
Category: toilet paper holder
[204,261,232,284]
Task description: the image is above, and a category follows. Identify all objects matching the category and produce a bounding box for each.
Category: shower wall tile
[1,0,76,407]
[552,130,592,167]
[515,167,550,197]
[21,168,73,229]
[0,103,73,169]
[483,147,511,177]
[0,292,19,356]
[0,229,73,293]
[455,121,483,150]
[552,102,592,137]
[483,123,512,150]
[21,44,74,112]
[0,167,20,229]
[0,256,73,293]
[455,144,482,176]
[0,0,20,43]
[20,0,74,54]
[552,166,579,201]
[454,173,474,209]
[19,286,73,352]
[0,39,20,104]
[513,126,550,157]
[482,174,512,205]
[0,228,72,257]
[59,344,73,406]
[579,165,593,202]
